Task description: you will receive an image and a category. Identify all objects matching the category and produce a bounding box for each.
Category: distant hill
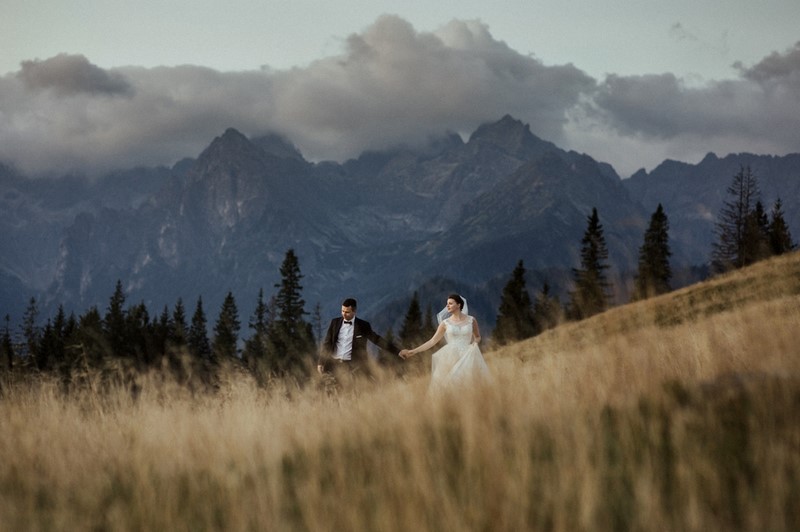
[501,249,800,364]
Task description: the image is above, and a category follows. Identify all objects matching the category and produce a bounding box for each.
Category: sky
[1,0,799,178]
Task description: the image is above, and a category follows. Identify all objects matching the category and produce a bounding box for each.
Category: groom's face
[341,306,356,321]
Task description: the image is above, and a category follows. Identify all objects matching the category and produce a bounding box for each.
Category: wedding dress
[429,315,491,392]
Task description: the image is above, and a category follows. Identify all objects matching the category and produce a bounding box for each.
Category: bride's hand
[399,349,412,359]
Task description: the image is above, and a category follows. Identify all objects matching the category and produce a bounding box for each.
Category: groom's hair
[342,298,358,309]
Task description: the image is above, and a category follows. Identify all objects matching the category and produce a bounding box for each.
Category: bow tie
[343,320,353,325]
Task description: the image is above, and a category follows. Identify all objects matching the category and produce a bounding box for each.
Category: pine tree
[493,260,536,345]
[169,298,188,348]
[188,297,211,360]
[212,291,241,360]
[50,305,68,370]
[103,280,128,357]
[265,249,315,376]
[243,288,270,364]
[2,314,14,371]
[569,208,611,320]
[147,306,169,366]
[76,306,105,368]
[532,283,562,334]
[633,203,672,300]
[21,296,40,368]
[399,291,424,347]
[422,303,437,341]
[768,198,796,255]
[712,166,761,272]
[38,307,71,374]
[37,320,56,372]
[741,200,771,266]
[126,302,153,367]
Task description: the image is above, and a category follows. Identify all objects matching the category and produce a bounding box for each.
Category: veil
[436,295,468,325]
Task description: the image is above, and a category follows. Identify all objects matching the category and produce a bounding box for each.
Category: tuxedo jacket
[319,316,400,370]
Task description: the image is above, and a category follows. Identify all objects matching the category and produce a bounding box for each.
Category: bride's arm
[472,318,481,344]
[401,323,446,358]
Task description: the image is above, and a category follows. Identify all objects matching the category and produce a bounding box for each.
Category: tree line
[491,165,795,345]
[1,166,795,384]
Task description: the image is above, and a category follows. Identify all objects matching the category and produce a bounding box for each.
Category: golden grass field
[2,251,799,531]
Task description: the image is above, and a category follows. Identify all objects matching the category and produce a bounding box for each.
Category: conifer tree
[76,306,105,368]
[422,303,437,341]
[399,291,424,347]
[2,314,14,371]
[265,249,314,375]
[243,288,270,364]
[103,280,128,357]
[50,305,68,370]
[768,198,796,255]
[532,283,562,334]
[712,165,760,272]
[169,298,188,348]
[569,208,611,320]
[37,320,56,372]
[396,291,427,373]
[212,291,241,360]
[148,304,174,372]
[21,296,40,367]
[188,297,211,360]
[126,302,153,366]
[741,200,771,266]
[493,260,536,345]
[633,203,672,300]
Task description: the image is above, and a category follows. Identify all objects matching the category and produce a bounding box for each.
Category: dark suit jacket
[319,316,400,371]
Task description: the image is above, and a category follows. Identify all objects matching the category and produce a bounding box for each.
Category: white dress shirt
[335,320,354,360]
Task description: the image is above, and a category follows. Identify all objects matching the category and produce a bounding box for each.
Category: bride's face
[446,298,461,313]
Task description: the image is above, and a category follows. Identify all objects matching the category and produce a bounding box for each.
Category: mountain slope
[1,115,798,334]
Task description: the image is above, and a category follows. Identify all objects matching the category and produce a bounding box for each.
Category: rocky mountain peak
[467,114,558,159]
[184,128,276,191]
[194,128,262,168]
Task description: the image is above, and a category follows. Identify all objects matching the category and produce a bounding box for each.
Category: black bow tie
[343,320,353,325]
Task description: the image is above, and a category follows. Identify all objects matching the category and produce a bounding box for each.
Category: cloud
[669,22,699,43]
[736,41,800,83]
[0,16,594,176]
[0,16,798,178]
[268,16,595,161]
[584,41,800,173]
[17,54,132,96]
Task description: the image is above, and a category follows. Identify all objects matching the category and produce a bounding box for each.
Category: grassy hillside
[1,252,799,531]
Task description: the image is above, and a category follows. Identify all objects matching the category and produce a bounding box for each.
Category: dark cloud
[589,42,800,164]
[0,16,594,176]
[0,17,798,178]
[736,41,800,83]
[17,54,132,96]
[267,16,595,160]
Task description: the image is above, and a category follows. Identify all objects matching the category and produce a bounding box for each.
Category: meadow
[1,251,799,531]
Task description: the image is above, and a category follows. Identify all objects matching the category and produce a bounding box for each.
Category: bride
[399,293,491,391]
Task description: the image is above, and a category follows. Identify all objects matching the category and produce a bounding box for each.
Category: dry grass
[2,252,800,531]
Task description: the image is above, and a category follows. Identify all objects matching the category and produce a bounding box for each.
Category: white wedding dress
[429,315,491,392]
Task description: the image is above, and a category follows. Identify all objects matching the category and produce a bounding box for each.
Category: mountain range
[1,115,798,334]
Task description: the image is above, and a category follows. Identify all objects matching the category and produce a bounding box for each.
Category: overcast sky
[2,0,799,177]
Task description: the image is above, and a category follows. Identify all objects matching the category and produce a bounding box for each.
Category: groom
[317,298,401,375]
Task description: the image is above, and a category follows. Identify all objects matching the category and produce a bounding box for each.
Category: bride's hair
[438,293,468,324]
